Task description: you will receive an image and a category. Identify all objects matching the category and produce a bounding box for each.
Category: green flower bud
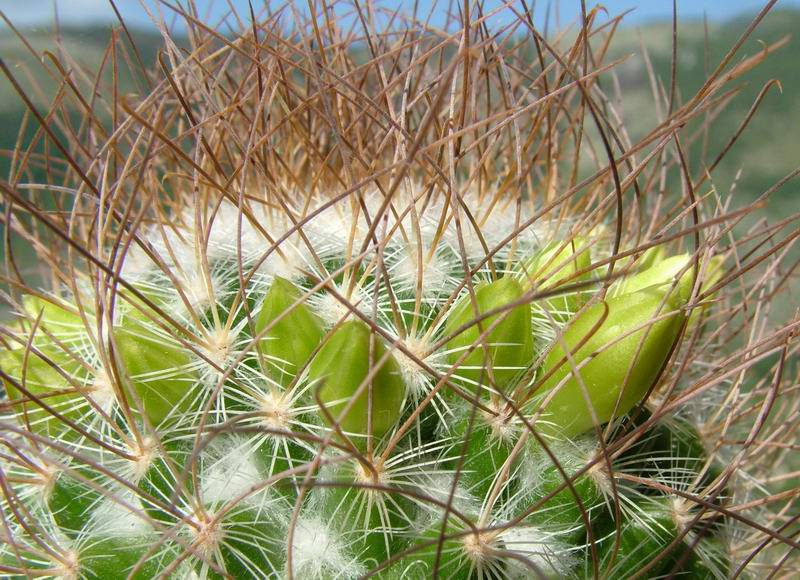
[255,277,325,386]
[700,255,725,295]
[688,255,725,328]
[610,253,726,326]
[615,245,666,275]
[444,277,533,394]
[609,253,695,303]
[22,295,87,337]
[535,287,685,438]
[117,284,170,325]
[1,346,88,437]
[114,319,198,425]
[2,297,91,437]
[309,320,406,444]
[635,246,667,271]
[517,238,591,320]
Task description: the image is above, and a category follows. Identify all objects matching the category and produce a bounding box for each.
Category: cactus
[1,3,798,579]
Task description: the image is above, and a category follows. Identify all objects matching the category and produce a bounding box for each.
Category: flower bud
[517,238,591,320]
[610,253,726,327]
[309,320,405,444]
[444,277,533,394]
[635,245,667,271]
[688,255,725,327]
[609,253,694,303]
[22,295,86,338]
[535,287,685,438]
[617,245,666,274]
[2,297,90,436]
[117,284,170,325]
[255,277,325,386]
[114,319,198,425]
[1,347,86,436]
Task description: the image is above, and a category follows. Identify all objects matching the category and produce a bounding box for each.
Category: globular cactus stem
[1,2,798,579]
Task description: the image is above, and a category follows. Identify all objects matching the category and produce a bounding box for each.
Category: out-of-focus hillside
[0,25,165,214]
[0,25,170,293]
[605,8,800,222]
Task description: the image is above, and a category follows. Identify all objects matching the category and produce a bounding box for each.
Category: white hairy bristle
[87,492,151,537]
[57,551,81,580]
[461,530,499,563]
[129,436,159,483]
[122,193,559,290]
[289,516,366,580]
[310,284,372,328]
[177,269,221,313]
[394,335,434,399]
[499,524,577,578]
[483,400,520,443]
[259,390,293,430]
[393,244,453,298]
[188,514,227,560]
[201,328,237,371]
[253,241,309,282]
[88,368,117,415]
[200,439,264,506]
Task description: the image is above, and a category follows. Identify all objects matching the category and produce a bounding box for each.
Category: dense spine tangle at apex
[1,2,798,578]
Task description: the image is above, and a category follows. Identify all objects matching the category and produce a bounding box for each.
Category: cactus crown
[1,2,798,579]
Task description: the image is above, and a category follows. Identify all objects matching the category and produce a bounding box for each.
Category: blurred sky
[3,0,799,30]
